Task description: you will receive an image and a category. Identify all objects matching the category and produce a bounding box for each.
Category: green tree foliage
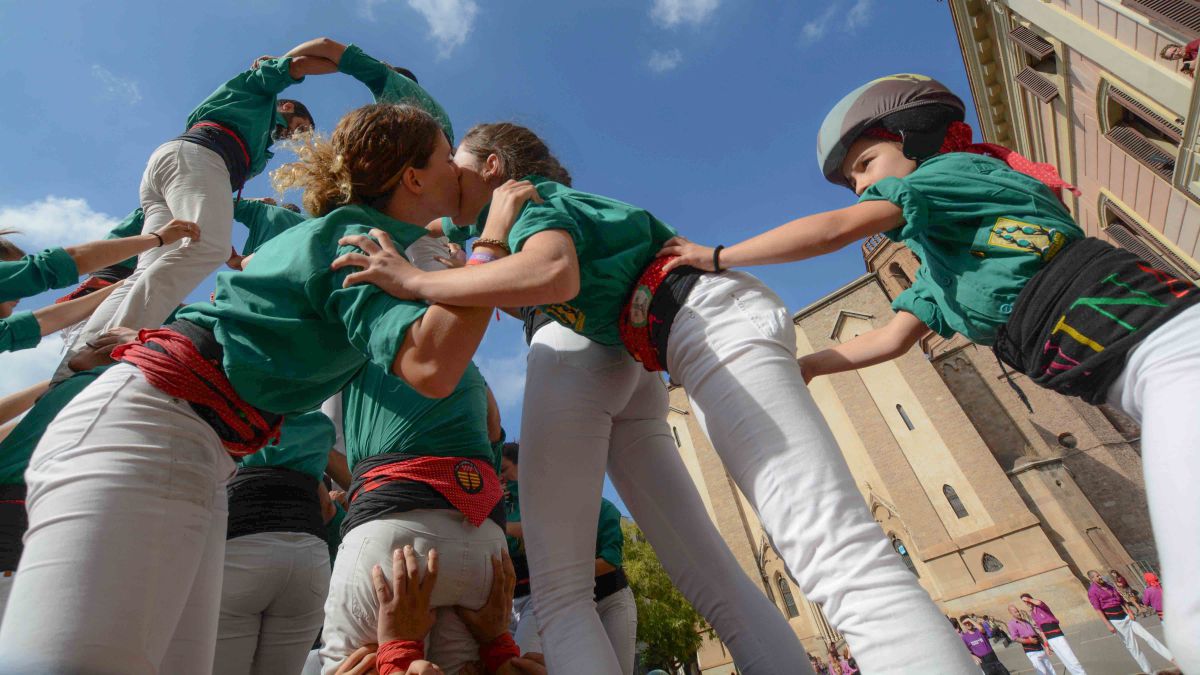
[622,521,707,671]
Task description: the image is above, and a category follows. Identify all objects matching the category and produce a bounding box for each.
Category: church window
[943,484,969,518]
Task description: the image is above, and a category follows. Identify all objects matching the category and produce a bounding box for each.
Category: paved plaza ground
[989,615,1177,674]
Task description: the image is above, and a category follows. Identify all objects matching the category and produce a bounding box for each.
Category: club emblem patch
[629,285,653,328]
[454,460,484,494]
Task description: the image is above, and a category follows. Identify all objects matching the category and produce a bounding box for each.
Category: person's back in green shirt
[238,411,335,482]
[233,199,307,256]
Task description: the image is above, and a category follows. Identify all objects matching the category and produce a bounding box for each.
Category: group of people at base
[0,34,1196,675]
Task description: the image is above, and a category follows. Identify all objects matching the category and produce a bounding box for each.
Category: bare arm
[392,304,493,399]
[326,449,352,491]
[284,37,347,64]
[594,559,617,576]
[506,522,523,539]
[411,230,580,308]
[289,55,339,78]
[486,386,503,443]
[0,420,16,445]
[0,380,49,426]
[31,281,122,338]
[798,311,929,381]
[66,219,198,276]
[660,200,904,273]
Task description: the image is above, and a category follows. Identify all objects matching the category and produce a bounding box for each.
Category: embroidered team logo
[987,217,1067,261]
[629,285,653,328]
[454,460,484,494]
[545,303,586,331]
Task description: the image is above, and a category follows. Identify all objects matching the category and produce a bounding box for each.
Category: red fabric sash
[618,255,675,372]
[864,121,1080,200]
[375,640,424,675]
[351,456,502,527]
[112,329,281,457]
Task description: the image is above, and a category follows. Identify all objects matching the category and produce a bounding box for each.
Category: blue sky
[0,0,974,512]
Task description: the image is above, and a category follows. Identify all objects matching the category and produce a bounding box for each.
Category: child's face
[841,137,918,196]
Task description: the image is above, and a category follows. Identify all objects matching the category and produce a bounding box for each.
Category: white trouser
[1024,649,1055,675]
[0,573,10,624]
[521,320,811,675]
[511,594,540,654]
[0,363,234,675]
[666,272,975,674]
[214,531,331,675]
[1108,615,1171,672]
[509,587,637,675]
[1045,635,1085,675]
[319,510,505,675]
[1106,301,1200,670]
[59,140,234,376]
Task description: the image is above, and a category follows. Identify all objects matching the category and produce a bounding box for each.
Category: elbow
[541,255,580,304]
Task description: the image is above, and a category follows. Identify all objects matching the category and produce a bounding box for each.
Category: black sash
[1039,621,1063,639]
[1102,606,1128,621]
[650,268,702,372]
[0,484,26,572]
[227,466,325,541]
[594,567,629,602]
[174,125,250,190]
[994,237,1200,403]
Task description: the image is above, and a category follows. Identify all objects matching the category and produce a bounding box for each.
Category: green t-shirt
[341,360,492,471]
[234,200,307,255]
[859,153,1084,345]
[596,498,624,568]
[184,57,303,179]
[105,208,145,271]
[176,204,430,415]
[238,410,335,481]
[338,44,455,145]
[494,176,678,346]
[0,312,41,354]
[504,484,623,569]
[0,247,78,303]
[0,366,108,484]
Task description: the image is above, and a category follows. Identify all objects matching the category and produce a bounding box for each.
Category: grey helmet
[817,73,965,190]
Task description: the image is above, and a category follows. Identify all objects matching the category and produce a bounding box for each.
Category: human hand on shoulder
[658,236,717,274]
[251,55,277,70]
[481,180,543,244]
[333,229,428,301]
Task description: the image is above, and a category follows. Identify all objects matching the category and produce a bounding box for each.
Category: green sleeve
[442,217,480,245]
[892,276,954,339]
[0,312,42,353]
[859,175,929,243]
[236,201,307,255]
[106,208,145,240]
[0,247,79,302]
[339,44,455,143]
[105,209,145,270]
[320,248,429,373]
[231,57,301,97]
[595,499,624,568]
[508,200,583,254]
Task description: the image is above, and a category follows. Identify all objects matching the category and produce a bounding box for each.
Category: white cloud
[0,197,121,253]
[91,65,142,105]
[0,334,64,398]
[362,0,479,58]
[801,0,874,44]
[647,49,684,73]
[651,0,720,28]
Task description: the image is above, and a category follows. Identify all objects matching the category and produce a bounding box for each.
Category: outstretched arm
[0,380,49,426]
[798,311,929,382]
[31,281,123,338]
[660,200,904,273]
[67,219,199,276]
[285,37,347,66]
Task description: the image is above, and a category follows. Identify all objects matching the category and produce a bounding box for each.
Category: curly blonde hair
[272,103,442,217]
[0,229,24,262]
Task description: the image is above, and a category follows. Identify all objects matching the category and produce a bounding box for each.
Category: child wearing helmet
[661,73,1198,671]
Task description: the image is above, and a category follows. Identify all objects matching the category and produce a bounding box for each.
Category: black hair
[501,442,519,465]
[392,66,419,83]
[278,98,315,127]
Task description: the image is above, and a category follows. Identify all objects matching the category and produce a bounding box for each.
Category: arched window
[943,485,968,518]
[892,537,919,577]
[887,262,912,290]
[776,574,800,618]
[982,553,1005,573]
[896,404,915,431]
